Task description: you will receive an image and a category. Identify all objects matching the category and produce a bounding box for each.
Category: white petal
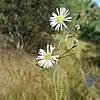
[64,19,72,22]
[60,7,65,15]
[52,55,59,58]
[48,60,53,67]
[62,8,66,15]
[43,60,53,68]
[52,12,57,17]
[50,45,55,54]
[52,57,59,61]
[39,49,46,55]
[37,55,45,60]
[43,61,48,68]
[63,10,69,17]
[63,22,67,28]
[50,17,56,20]
[47,60,53,68]
[65,17,72,20]
[56,8,59,15]
[65,12,70,17]
[50,58,55,64]
[55,24,60,31]
[46,61,50,68]
[38,59,46,66]
[64,17,72,22]
[52,55,59,61]
[60,7,63,15]
[50,21,58,27]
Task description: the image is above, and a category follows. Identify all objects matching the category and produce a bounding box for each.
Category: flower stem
[58,30,66,47]
[53,61,60,100]
[54,30,66,100]
[58,45,77,59]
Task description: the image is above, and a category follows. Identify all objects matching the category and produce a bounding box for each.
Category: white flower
[50,7,72,31]
[37,45,59,68]
[75,24,80,30]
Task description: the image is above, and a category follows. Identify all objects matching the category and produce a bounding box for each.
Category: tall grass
[0,38,100,100]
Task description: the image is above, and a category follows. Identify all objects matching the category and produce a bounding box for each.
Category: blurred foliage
[79,6,100,43]
[77,2,100,44]
[0,0,99,53]
[58,0,100,44]
[0,0,60,53]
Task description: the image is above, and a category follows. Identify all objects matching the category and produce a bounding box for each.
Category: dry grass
[0,49,55,100]
[0,39,100,100]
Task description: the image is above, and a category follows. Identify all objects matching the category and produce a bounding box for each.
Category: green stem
[54,30,65,100]
[58,30,66,47]
[59,53,76,59]
[53,63,60,100]
[59,45,77,59]
[54,30,66,100]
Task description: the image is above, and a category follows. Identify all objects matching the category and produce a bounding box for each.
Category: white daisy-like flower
[37,45,59,68]
[50,7,72,31]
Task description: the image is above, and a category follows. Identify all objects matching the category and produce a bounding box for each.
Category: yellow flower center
[57,16,64,23]
[45,53,51,60]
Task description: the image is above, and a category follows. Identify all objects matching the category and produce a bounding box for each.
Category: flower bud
[75,24,80,30]
[73,39,79,46]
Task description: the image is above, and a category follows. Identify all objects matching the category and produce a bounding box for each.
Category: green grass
[0,38,100,100]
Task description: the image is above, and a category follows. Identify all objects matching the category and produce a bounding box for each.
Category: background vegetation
[0,0,100,100]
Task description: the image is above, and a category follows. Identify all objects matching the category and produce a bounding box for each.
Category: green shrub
[0,0,59,53]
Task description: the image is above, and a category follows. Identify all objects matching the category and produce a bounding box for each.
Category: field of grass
[0,38,100,100]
